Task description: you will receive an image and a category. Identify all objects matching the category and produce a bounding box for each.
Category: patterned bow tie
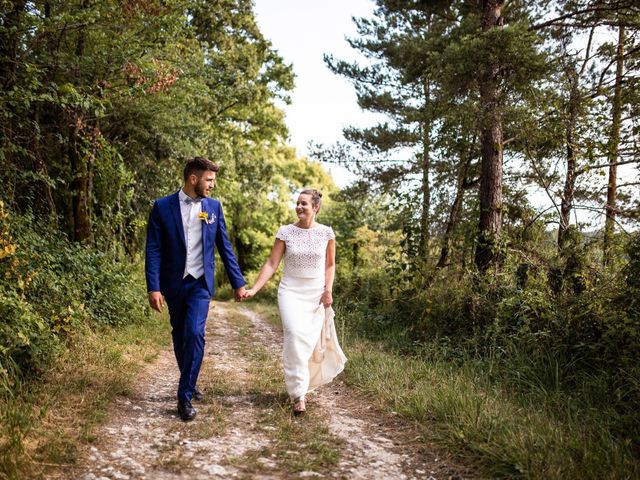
[183,196,203,205]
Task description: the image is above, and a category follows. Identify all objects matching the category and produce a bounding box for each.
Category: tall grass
[334,291,640,480]
[329,233,640,478]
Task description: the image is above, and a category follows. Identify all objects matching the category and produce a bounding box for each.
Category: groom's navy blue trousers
[166,274,211,402]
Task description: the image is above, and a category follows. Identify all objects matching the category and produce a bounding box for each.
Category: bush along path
[54,301,471,480]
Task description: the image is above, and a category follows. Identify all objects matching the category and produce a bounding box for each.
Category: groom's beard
[194,184,208,198]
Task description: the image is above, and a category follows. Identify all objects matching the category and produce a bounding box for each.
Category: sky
[253,0,378,187]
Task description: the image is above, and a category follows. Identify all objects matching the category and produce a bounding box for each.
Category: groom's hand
[148,291,164,312]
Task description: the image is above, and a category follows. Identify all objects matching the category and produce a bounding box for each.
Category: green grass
[0,312,170,480]
[342,339,639,479]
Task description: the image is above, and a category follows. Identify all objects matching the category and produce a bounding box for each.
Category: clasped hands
[234,286,255,302]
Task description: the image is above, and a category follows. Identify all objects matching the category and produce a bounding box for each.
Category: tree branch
[529,5,628,31]
[578,157,639,174]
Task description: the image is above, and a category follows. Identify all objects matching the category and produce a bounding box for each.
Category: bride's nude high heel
[293,396,306,416]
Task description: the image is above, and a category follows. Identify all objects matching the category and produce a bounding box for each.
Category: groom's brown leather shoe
[177,399,196,421]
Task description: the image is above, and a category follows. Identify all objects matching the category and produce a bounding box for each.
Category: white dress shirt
[178,189,204,279]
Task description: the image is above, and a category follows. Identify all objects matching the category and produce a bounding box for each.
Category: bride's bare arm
[246,239,285,296]
[320,239,336,307]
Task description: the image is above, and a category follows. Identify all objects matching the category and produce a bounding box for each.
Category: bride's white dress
[276,223,347,400]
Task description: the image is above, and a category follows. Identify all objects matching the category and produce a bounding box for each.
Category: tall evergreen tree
[325,0,547,272]
[323,3,444,260]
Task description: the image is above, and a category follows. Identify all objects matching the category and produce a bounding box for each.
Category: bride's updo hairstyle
[300,188,323,212]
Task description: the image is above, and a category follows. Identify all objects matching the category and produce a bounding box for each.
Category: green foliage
[439,21,548,98]
[217,145,336,274]
[338,289,640,476]
[0,202,149,384]
[0,0,296,251]
[622,232,640,318]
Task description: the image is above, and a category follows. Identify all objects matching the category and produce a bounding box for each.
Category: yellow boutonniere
[198,211,216,224]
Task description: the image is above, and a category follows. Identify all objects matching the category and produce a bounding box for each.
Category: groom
[145,156,246,421]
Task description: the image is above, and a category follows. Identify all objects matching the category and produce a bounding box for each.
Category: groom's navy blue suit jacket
[145,191,245,298]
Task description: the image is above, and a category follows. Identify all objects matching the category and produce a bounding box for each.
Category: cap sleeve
[276,225,287,241]
[326,226,335,240]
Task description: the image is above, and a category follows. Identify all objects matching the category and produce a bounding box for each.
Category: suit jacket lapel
[170,192,186,250]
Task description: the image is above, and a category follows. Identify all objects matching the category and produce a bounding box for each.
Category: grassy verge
[0,312,170,480]
[342,338,638,479]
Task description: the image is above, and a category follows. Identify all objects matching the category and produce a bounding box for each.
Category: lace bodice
[276,224,335,279]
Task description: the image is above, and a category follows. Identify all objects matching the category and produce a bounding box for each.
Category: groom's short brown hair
[184,156,219,181]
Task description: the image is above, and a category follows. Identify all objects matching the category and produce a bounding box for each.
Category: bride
[243,188,346,415]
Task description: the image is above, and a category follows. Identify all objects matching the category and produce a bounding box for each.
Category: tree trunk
[558,76,579,250]
[437,149,474,269]
[234,236,248,274]
[32,102,57,216]
[475,0,504,273]
[69,116,93,242]
[418,78,431,260]
[70,9,92,243]
[33,0,57,217]
[352,241,359,269]
[0,0,26,90]
[603,25,625,266]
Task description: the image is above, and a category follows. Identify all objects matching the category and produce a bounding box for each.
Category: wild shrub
[0,202,147,385]
[336,233,640,450]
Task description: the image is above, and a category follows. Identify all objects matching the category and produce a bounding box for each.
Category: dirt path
[59,301,470,480]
